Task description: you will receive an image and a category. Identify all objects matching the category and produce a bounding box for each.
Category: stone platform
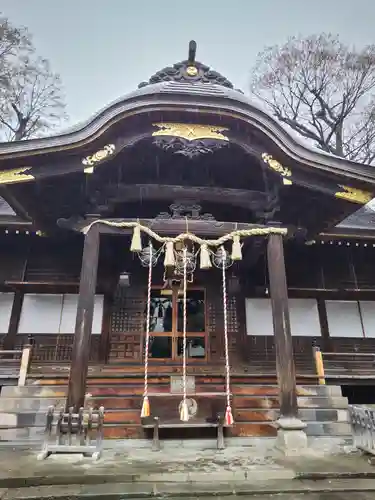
[0,438,375,498]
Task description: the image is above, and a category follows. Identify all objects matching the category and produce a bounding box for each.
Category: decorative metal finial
[188,40,197,64]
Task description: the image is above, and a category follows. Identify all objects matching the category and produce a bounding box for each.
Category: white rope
[221,249,231,412]
[143,243,153,400]
[182,247,188,409]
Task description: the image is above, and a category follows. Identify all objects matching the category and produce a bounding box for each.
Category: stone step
[0,397,66,412]
[0,406,348,429]
[0,420,351,442]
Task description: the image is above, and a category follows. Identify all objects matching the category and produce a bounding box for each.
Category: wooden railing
[313,346,375,383]
[349,405,375,456]
[15,335,101,363]
[0,343,33,386]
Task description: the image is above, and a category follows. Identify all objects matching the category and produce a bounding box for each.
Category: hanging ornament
[199,243,212,269]
[213,246,233,269]
[164,241,175,267]
[140,396,150,418]
[224,405,234,426]
[130,225,142,252]
[179,399,190,422]
[231,235,242,261]
[138,244,159,267]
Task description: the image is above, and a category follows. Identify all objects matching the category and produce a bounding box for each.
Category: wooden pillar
[267,232,298,419]
[66,225,100,411]
[99,294,113,363]
[2,291,23,350]
[317,298,331,352]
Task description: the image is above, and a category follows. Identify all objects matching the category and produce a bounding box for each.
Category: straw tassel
[141,396,150,418]
[164,241,175,267]
[130,224,142,252]
[224,405,234,426]
[199,244,212,269]
[180,400,190,422]
[231,235,242,261]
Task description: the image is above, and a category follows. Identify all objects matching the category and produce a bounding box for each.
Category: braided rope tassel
[222,249,234,426]
[141,243,153,418]
[180,247,189,422]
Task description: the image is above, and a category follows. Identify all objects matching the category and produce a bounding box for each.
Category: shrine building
[1,41,375,446]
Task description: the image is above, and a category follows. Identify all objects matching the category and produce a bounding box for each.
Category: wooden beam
[267,232,298,418]
[66,224,100,411]
[103,183,270,211]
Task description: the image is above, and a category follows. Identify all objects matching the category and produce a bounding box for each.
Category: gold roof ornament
[262,153,292,185]
[82,144,116,173]
[335,185,373,205]
[186,66,198,76]
[0,167,35,185]
[152,123,229,142]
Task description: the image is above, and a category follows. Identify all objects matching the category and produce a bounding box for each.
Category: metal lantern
[137,244,159,267]
[175,248,196,275]
[213,246,233,269]
[118,272,131,287]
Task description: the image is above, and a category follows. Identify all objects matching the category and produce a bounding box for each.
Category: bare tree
[0,15,66,141]
[251,34,375,164]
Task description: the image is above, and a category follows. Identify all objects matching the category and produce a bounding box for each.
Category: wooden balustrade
[0,341,33,385]
[313,346,375,382]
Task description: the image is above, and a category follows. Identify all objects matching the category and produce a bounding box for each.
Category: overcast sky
[1,0,374,127]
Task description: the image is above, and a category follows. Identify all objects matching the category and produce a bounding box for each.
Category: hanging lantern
[137,244,159,267]
[118,272,131,287]
[213,246,233,269]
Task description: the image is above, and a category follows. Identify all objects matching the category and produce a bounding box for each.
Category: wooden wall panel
[206,280,243,365]
[108,286,145,362]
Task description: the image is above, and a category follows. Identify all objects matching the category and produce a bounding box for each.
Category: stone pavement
[1,438,375,498]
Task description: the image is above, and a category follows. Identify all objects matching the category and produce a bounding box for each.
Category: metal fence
[348,405,375,455]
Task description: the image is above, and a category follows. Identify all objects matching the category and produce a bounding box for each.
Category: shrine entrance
[147,288,207,361]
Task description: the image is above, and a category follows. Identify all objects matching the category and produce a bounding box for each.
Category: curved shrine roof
[0,41,375,235]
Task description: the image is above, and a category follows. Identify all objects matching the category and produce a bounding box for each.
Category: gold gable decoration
[82,144,116,173]
[152,123,229,142]
[262,153,292,185]
[335,185,373,205]
[0,167,35,185]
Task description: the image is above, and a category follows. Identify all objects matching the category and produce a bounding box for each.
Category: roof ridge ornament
[138,40,236,90]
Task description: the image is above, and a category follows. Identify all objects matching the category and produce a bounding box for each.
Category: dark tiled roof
[0,197,15,216]
[337,203,375,230]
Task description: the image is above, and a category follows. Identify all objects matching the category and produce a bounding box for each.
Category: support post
[66,225,100,411]
[267,232,307,455]
[2,291,23,350]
